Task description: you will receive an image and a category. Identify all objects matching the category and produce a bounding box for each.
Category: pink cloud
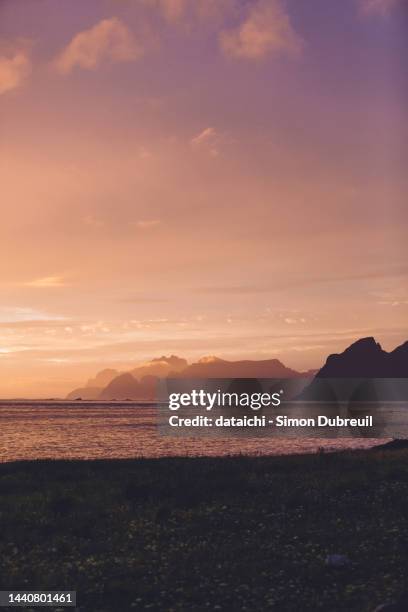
[54,18,144,74]
[0,45,31,94]
[219,0,303,61]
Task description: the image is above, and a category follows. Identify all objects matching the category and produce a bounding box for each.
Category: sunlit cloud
[283,316,307,325]
[191,127,216,146]
[121,295,168,303]
[219,0,303,60]
[0,307,65,324]
[136,219,161,229]
[191,127,220,157]
[378,300,408,307]
[43,358,72,364]
[0,43,31,95]
[24,276,66,288]
[54,17,144,74]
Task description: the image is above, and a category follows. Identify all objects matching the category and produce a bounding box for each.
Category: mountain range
[66,337,408,401]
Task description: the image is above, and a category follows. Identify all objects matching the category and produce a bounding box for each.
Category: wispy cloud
[378,300,408,307]
[191,127,216,146]
[194,265,408,294]
[144,0,233,24]
[151,0,187,22]
[24,276,66,288]
[0,307,66,324]
[136,219,161,229]
[121,295,168,303]
[360,0,399,15]
[83,214,104,228]
[54,18,144,74]
[284,317,306,325]
[219,0,303,61]
[0,43,31,95]
[191,127,220,157]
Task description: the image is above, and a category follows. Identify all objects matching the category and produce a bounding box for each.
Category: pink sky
[0,0,407,396]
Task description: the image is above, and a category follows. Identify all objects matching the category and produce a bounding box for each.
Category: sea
[0,401,386,462]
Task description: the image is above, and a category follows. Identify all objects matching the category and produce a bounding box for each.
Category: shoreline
[0,437,385,464]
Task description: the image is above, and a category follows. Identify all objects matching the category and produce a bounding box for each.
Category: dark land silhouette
[300,338,408,402]
[66,338,408,401]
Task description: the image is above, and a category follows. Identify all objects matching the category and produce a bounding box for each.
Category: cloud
[191,127,216,146]
[219,0,303,60]
[136,219,161,229]
[0,307,65,324]
[138,146,154,159]
[83,214,104,228]
[360,0,399,15]
[194,264,408,295]
[378,300,408,307]
[121,295,168,303]
[0,46,31,95]
[155,0,187,22]
[144,0,232,24]
[191,127,220,157]
[284,317,306,325]
[24,276,66,288]
[54,18,143,74]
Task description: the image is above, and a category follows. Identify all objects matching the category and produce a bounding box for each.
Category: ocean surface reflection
[0,402,384,462]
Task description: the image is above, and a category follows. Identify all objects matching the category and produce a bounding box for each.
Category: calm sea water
[0,401,383,462]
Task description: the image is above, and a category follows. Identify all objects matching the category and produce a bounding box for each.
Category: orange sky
[0,0,407,397]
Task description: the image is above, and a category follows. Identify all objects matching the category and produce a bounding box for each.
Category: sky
[0,0,407,397]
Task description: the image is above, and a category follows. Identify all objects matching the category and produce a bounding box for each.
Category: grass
[0,448,408,611]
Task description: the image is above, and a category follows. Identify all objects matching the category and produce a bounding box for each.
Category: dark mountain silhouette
[317,338,383,378]
[389,341,408,377]
[173,356,303,379]
[67,355,307,400]
[315,337,408,378]
[66,339,408,401]
[300,337,408,401]
[95,356,305,400]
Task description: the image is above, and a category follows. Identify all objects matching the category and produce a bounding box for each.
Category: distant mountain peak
[343,337,383,354]
[317,336,405,379]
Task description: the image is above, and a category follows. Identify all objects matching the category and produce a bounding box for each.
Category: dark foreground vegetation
[1,449,408,611]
